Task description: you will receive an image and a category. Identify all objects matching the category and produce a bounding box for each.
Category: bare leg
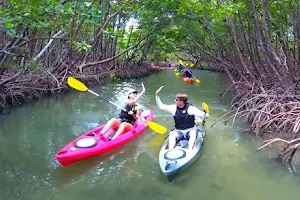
[188,129,197,149]
[168,130,179,150]
[110,122,133,140]
[100,118,120,135]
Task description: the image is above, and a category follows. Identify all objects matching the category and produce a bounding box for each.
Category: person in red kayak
[155,86,209,149]
[99,83,145,140]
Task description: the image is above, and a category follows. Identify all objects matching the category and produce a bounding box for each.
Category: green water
[1,71,300,200]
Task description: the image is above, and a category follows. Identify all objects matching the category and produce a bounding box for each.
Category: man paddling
[182,66,193,78]
[155,86,209,149]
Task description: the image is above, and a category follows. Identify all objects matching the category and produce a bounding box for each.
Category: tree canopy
[1,0,300,139]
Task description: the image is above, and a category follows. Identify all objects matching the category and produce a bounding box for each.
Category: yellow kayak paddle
[195,78,200,83]
[202,102,209,127]
[202,102,209,114]
[179,59,184,65]
[67,77,167,134]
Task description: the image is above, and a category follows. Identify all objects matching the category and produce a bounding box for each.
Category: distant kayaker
[99,83,145,140]
[183,66,193,78]
[167,60,172,68]
[178,63,184,72]
[155,86,209,149]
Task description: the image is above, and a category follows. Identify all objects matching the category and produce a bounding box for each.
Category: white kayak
[159,125,206,181]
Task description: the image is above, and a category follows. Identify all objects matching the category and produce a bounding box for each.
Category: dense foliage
[1,0,300,140]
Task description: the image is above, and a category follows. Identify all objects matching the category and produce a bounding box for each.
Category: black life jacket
[185,70,193,78]
[173,103,195,130]
[119,104,137,123]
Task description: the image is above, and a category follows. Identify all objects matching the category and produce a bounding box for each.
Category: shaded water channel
[1,70,300,200]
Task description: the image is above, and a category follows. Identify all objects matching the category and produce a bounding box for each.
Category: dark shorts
[177,131,190,141]
[119,118,135,126]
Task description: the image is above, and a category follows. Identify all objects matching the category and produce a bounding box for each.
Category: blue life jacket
[119,104,137,123]
[173,103,195,130]
[178,64,184,70]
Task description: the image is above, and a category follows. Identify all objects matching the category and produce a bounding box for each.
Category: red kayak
[55,110,154,167]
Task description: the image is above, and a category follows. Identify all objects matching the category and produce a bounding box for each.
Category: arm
[155,96,176,115]
[125,83,145,105]
[188,106,209,120]
[155,86,176,115]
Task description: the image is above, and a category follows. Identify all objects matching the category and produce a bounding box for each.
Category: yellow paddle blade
[67,77,88,92]
[190,64,194,67]
[175,72,180,76]
[179,60,184,65]
[185,64,189,66]
[196,79,200,83]
[146,121,167,134]
[174,69,178,71]
[202,102,209,114]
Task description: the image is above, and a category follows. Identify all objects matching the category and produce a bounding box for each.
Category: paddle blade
[196,79,200,83]
[67,77,88,92]
[175,72,180,76]
[174,69,178,71]
[202,102,209,113]
[179,60,184,65]
[146,121,167,134]
[190,64,194,67]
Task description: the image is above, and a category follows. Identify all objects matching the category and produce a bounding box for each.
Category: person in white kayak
[155,86,209,149]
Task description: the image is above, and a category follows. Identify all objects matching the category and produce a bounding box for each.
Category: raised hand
[141,82,145,92]
[155,86,164,96]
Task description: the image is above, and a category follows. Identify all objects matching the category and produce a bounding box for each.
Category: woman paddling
[99,83,145,140]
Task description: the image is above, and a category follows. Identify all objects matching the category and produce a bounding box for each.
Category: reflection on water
[1,71,300,200]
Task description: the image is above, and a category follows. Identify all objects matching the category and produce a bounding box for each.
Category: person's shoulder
[188,104,201,111]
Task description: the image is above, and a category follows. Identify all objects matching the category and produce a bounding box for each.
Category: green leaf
[5,21,13,29]
[67,7,72,13]
[132,3,138,9]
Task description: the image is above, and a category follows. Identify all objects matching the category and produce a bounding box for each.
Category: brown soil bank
[0,62,159,113]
